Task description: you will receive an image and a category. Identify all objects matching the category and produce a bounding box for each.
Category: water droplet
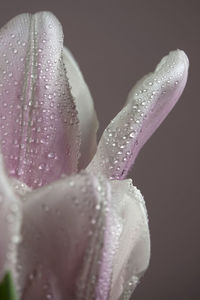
[91,218,96,225]
[38,163,45,170]
[129,131,135,138]
[50,113,55,120]
[69,181,75,187]
[96,204,101,210]
[12,235,21,244]
[47,152,55,158]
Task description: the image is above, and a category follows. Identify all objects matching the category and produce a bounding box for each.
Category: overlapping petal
[0,155,21,283]
[17,172,109,299]
[63,47,98,169]
[88,50,189,179]
[0,12,80,189]
[13,171,149,300]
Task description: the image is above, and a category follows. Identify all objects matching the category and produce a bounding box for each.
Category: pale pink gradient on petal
[14,171,149,300]
[88,50,189,180]
[0,12,80,189]
[0,155,21,283]
[17,172,110,300]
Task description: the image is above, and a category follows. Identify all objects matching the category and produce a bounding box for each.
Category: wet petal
[0,12,80,188]
[93,179,149,300]
[17,172,110,300]
[109,180,150,299]
[16,172,149,299]
[63,47,98,169]
[88,50,189,179]
[0,155,21,283]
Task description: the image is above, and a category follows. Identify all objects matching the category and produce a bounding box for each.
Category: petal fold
[63,47,98,169]
[0,12,80,188]
[88,50,189,179]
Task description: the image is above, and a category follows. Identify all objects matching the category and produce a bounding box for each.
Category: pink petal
[88,50,189,179]
[63,47,98,169]
[0,12,80,188]
[0,155,21,282]
[17,172,149,300]
[17,172,110,300]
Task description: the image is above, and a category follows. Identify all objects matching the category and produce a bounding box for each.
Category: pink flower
[0,11,189,300]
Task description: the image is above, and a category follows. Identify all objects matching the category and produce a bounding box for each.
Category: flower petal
[17,172,110,300]
[0,155,21,283]
[88,50,189,179]
[109,180,150,299]
[16,172,149,300]
[63,47,98,169]
[94,179,150,300]
[0,12,80,188]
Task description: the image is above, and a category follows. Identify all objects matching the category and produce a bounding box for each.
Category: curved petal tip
[88,49,189,180]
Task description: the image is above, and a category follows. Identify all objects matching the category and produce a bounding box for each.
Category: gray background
[0,0,199,299]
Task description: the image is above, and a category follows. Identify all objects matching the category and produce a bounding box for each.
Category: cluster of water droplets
[9,171,111,299]
[89,54,184,182]
[5,198,21,266]
[76,173,112,299]
[0,12,80,189]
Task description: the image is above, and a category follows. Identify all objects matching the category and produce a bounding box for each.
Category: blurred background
[0,0,199,299]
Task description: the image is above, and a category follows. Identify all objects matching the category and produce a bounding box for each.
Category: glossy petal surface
[63,47,98,169]
[0,156,21,283]
[17,172,110,300]
[0,12,80,188]
[16,171,149,300]
[88,50,189,179]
